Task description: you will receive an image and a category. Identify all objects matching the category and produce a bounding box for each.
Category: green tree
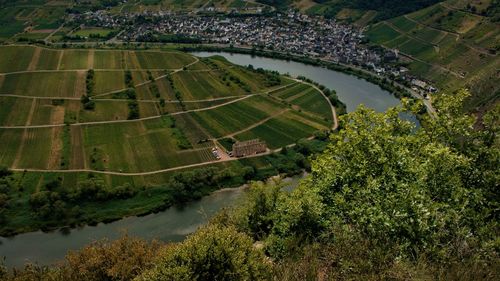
[302,92,498,260]
[136,225,271,281]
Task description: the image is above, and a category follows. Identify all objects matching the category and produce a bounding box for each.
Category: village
[70,9,437,95]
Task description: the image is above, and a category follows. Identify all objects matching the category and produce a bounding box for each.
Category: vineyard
[0,45,335,182]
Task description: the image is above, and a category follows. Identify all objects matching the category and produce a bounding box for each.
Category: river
[0,52,407,268]
[191,51,401,112]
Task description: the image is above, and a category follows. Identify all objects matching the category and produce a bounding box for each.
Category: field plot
[0,46,35,73]
[73,28,117,38]
[13,127,54,169]
[81,117,212,172]
[0,129,24,167]
[78,100,130,122]
[35,48,61,70]
[366,0,500,108]
[143,75,174,100]
[271,83,310,100]
[0,97,33,126]
[173,71,242,100]
[94,71,126,94]
[134,51,195,69]
[270,82,332,121]
[59,50,90,70]
[138,101,160,117]
[131,71,151,85]
[234,111,325,149]
[0,6,26,41]
[287,88,333,121]
[0,72,84,97]
[93,50,126,69]
[29,99,62,126]
[366,23,401,42]
[189,95,286,138]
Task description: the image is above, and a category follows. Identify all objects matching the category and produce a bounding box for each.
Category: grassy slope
[0,46,333,235]
[365,0,499,110]
[290,0,442,26]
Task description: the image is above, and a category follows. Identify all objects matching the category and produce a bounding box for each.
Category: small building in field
[232,139,267,157]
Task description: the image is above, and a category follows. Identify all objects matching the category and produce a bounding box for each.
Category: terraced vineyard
[0,45,335,180]
[0,45,337,234]
[366,0,500,109]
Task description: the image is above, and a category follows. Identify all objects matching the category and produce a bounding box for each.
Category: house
[232,139,267,157]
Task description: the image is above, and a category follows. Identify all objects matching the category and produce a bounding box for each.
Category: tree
[303,92,498,259]
[62,235,160,281]
[136,225,271,281]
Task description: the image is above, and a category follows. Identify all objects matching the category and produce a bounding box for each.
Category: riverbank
[0,172,305,268]
[180,45,413,100]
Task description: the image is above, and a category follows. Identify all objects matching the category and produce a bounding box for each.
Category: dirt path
[293,79,339,130]
[380,22,467,78]
[74,71,86,97]
[91,57,199,99]
[69,125,87,169]
[27,47,41,71]
[56,50,64,70]
[44,24,64,44]
[46,106,65,169]
[0,94,81,100]
[1,81,307,129]
[12,99,36,168]
[0,94,255,129]
[87,50,95,69]
[9,149,274,176]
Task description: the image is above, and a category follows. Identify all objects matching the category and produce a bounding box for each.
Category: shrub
[137,225,271,281]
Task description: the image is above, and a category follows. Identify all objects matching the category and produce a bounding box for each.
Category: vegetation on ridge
[3,90,498,280]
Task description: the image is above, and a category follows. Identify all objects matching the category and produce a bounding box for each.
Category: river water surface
[0,52,405,268]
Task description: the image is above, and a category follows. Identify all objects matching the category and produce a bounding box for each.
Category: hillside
[258,0,442,25]
[0,45,339,235]
[2,91,499,280]
[365,0,500,111]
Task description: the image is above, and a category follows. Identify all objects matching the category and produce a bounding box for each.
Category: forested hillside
[3,91,499,280]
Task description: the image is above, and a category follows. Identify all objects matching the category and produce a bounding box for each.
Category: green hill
[263,0,442,25]
[366,0,500,111]
[0,45,338,236]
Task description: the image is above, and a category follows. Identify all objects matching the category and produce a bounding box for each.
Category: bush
[137,225,271,281]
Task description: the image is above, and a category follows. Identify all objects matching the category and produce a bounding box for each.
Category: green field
[94,71,126,94]
[94,50,126,69]
[0,72,84,97]
[0,46,335,236]
[0,47,333,169]
[73,28,117,37]
[0,46,35,72]
[188,95,284,138]
[134,51,196,69]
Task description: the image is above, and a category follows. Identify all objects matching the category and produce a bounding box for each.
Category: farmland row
[0,83,334,173]
[0,45,197,73]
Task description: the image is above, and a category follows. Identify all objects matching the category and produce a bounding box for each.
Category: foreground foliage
[2,90,498,280]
